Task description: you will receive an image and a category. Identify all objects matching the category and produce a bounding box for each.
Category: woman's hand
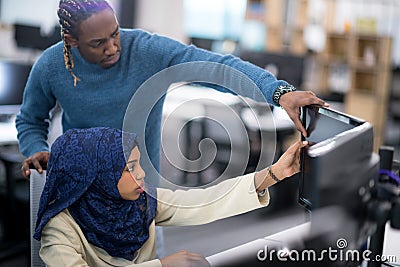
[21,151,50,179]
[160,250,211,267]
[273,140,308,179]
[160,250,210,267]
[255,140,308,190]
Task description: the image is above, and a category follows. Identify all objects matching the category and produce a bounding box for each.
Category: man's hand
[21,151,50,179]
[279,91,329,137]
[160,250,210,267]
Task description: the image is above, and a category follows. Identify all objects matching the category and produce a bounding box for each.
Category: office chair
[30,170,46,267]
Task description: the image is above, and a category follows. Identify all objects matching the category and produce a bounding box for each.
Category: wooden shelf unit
[317,32,392,150]
[244,0,393,150]
[245,0,336,54]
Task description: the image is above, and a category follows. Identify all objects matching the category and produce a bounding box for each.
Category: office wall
[0,0,120,61]
[0,0,120,28]
[0,0,58,30]
[0,0,57,61]
[135,0,188,43]
[0,0,187,61]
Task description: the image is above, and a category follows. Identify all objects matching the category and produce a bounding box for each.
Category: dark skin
[21,9,329,178]
[64,8,122,68]
[279,90,329,137]
[21,9,122,178]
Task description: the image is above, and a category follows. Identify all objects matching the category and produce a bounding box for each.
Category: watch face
[273,85,296,104]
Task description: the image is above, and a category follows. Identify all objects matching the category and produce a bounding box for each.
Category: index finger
[21,160,32,178]
[306,94,329,108]
[289,140,308,152]
[31,158,44,173]
[291,115,307,137]
[295,141,308,156]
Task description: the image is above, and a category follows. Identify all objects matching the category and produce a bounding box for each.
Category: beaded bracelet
[268,166,281,183]
[257,167,281,197]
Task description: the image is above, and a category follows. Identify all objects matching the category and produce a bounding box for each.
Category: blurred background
[0,0,400,266]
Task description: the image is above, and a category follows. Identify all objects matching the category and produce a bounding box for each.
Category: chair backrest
[30,170,46,267]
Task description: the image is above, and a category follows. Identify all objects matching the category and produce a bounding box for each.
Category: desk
[207,221,400,267]
[0,116,18,145]
[206,222,311,267]
[383,223,400,265]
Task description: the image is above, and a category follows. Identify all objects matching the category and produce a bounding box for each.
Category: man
[17,0,327,178]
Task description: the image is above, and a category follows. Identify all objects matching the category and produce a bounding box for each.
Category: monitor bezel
[298,105,367,210]
[0,61,32,113]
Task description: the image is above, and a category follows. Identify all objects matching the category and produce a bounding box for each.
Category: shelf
[287,0,308,29]
[345,91,389,150]
[243,1,392,150]
[264,0,285,27]
[323,33,352,60]
[245,0,309,54]
[265,26,284,52]
[352,35,392,66]
[352,70,377,93]
[319,32,393,150]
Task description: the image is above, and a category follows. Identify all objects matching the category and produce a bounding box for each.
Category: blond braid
[57,0,112,86]
[62,39,80,87]
[62,31,80,87]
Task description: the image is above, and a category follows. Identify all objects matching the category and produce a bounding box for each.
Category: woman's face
[117,147,146,201]
[70,8,121,68]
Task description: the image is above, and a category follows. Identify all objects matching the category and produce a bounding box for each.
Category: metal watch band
[272,84,297,106]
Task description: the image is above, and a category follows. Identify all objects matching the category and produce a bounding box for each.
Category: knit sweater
[15,28,292,181]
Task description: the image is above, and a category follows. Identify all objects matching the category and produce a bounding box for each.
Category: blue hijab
[34,127,157,261]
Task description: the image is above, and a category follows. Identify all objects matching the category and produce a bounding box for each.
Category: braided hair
[57,0,113,86]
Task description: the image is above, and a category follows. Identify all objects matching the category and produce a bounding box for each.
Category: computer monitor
[298,106,379,256]
[238,49,305,88]
[210,107,380,267]
[299,105,374,211]
[0,61,32,115]
[14,24,61,50]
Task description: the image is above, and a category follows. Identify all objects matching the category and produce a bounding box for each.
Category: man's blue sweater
[16,28,292,184]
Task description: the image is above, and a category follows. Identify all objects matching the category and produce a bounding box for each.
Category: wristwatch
[272,84,297,106]
[258,188,267,197]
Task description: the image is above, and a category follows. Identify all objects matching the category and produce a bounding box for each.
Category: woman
[34,127,306,267]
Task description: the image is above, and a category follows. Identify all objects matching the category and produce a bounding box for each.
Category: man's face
[70,8,121,68]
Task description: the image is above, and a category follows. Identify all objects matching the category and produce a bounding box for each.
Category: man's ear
[64,34,79,48]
